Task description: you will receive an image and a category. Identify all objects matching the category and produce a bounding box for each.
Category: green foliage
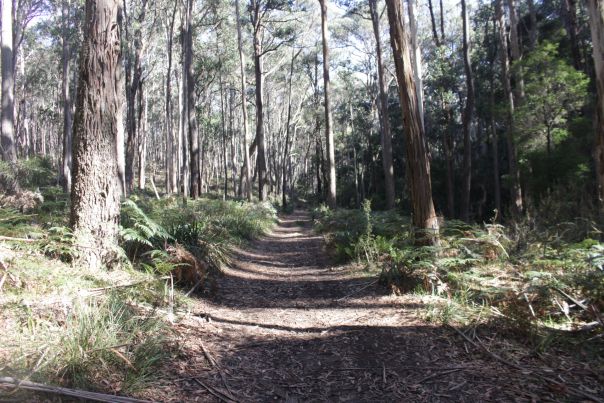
[314,207,604,339]
[120,198,172,258]
[42,226,78,262]
[56,295,168,391]
[0,157,56,192]
[514,42,588,154]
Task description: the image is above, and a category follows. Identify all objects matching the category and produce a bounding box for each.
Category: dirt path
[149,211,602,402]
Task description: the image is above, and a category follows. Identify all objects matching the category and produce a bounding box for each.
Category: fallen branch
[199,342,235,399]
[552,287,588,311]
[447,325,604,403]
[0,377,151,403]
[191,378,237,403]
[0,235,37,243]
[84,277,170,294]
[0,272,7,293]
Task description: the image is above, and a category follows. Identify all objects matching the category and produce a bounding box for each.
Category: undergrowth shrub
[57,295,168,391]
[1,194,277,397]
[314,205,604,340]
[0,157,56,193]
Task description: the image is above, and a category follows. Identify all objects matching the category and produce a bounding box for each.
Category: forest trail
[151,211,597,402]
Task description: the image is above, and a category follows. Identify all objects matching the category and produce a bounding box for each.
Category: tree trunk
[70,0,123,271]
[439,0,445,42]
[137,87,147,190]
[427,0,440,47]
[385,0,439,245]
[564,0,582,70]
[235,0,252,201]
[443,100,455,218]
[282,49,298,210]
[1,0,16,162]
[407,0,424,132]
[461,0,474,222]
[229,90,237,197]
[251,1,267,201]
[61,0,73,192]
[588,0,604,212]
[123,0,148,193]
[184,0,199,198]
[528,0,537,50]
[496,0,523,216]
[165,3,177,194]
[219,68,228,200]
[489,19,502,217]
[319,0,337,209]
[178,54,189,198]
[369,0,395,210]
[507,0,525,100]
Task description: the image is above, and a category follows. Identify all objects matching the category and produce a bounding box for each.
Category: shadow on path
[149,210,603,402]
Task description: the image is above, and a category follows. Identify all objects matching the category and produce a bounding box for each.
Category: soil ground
[144,211,603,402]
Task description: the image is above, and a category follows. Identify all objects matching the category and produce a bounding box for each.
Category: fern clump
[314,206,604,337]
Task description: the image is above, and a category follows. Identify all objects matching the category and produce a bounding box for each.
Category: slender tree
[385,0,439,244]
[369,0,395,209]
[407,0,424,131]
[564,0,582,70]
[1,0,17,162]
[461,0,474,221]
[235,0,252,201]
[496,0,523,216]
[70,0,123,270]
[319,0,337,208]
[588,0,604,212]
[427,0,440,47]
[123,0,149,192]
[61,0,73,192]
[185,0,200,198]
[506,0,524,100]
[250,0,268,200]
[164,2,178,194]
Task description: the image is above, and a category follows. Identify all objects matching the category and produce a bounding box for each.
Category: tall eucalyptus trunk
[461,0,475,221]
[235,0,252,201]
[587,0,604,212]
[251,0,267,201]
[185,0,200,198]
[385,0,439,245]
[70,0,123,270]
[369,0,395,209]
[1,0,16,162]
[319,0,337,208]
[61,0,72,192]
[496,0,523,216]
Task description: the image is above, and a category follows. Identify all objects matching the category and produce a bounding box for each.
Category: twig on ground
[185,279,203,297]
[336,279,378,301]
[0,236,37,243]
[110,348,136,370]
[416,368,463,384]
[523,293,536,318]
[552,287,588,311]
[333,365,472,371]
[191,378,237,403]
[0,377,151,403]
[0,271,7,293]
[200,342,235,398]
[83,277,170,294]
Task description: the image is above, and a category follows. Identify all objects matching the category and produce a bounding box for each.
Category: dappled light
[1,0,604,400]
